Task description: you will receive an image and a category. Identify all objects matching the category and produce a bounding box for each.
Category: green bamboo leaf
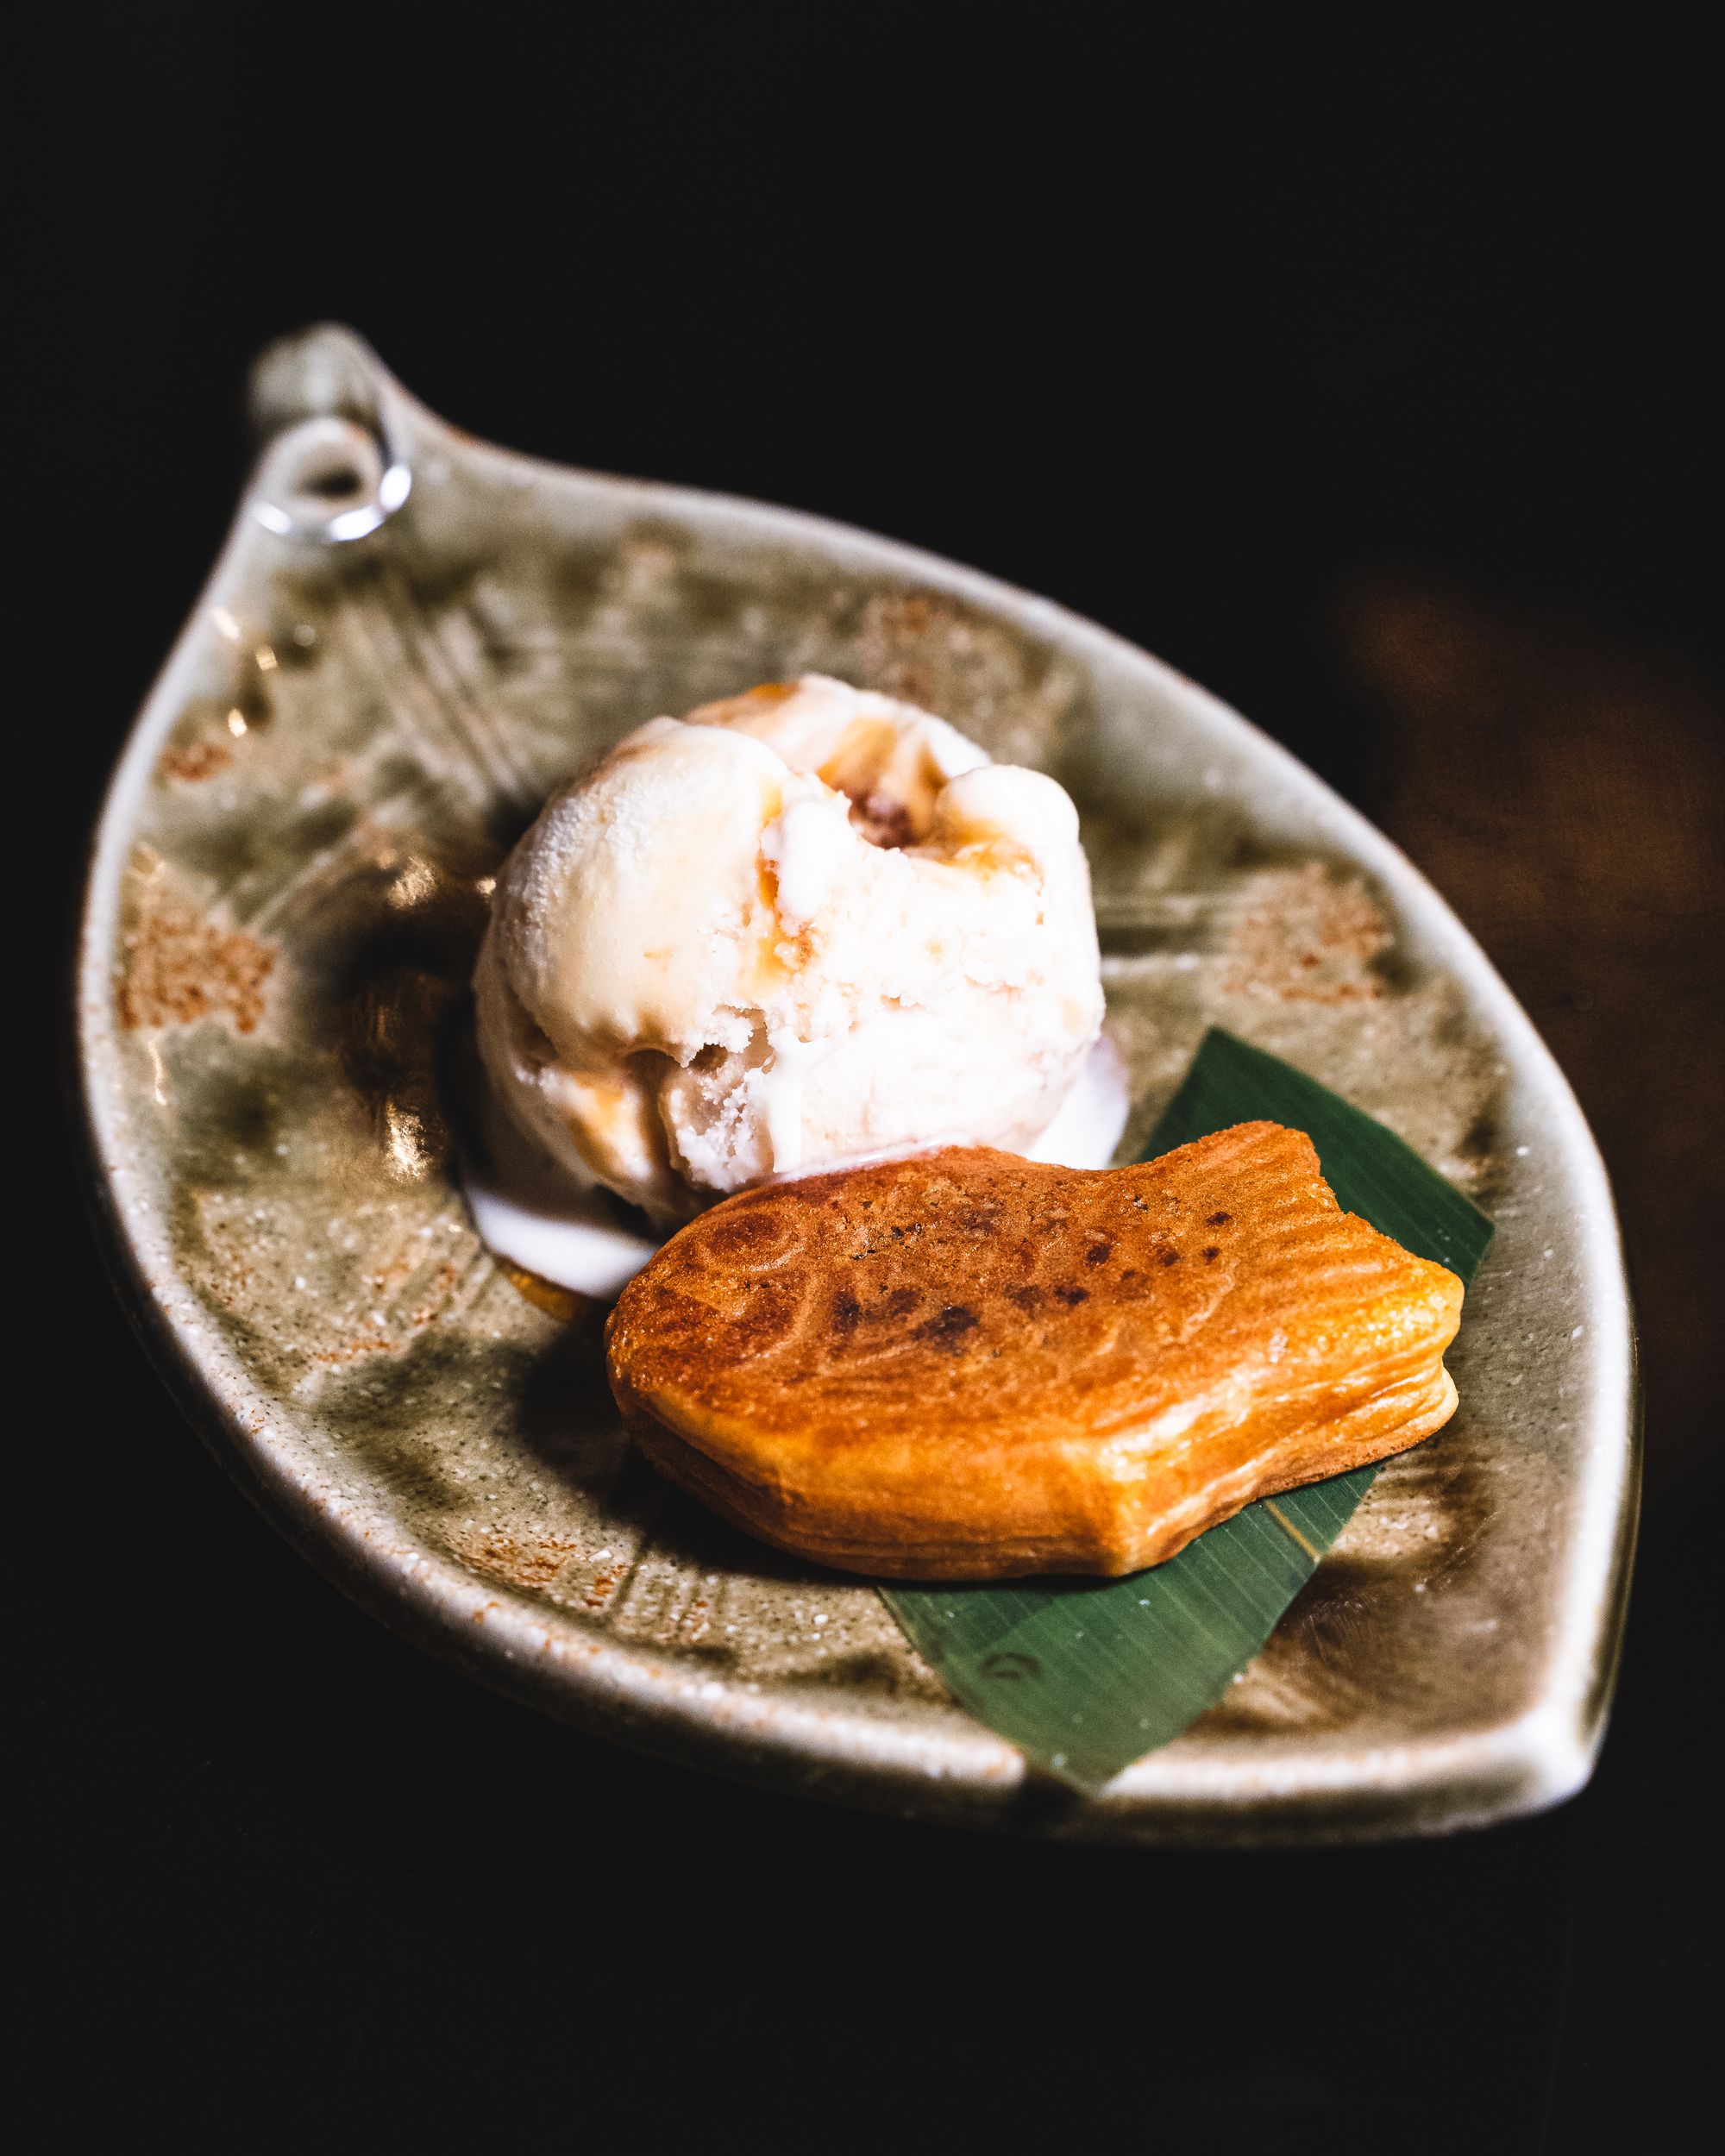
[881,1028,1494,1791]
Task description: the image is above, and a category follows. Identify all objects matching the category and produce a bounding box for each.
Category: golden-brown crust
[605,1125,1465,1579]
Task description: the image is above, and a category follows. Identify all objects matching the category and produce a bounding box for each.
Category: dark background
[10,6,1719,2149]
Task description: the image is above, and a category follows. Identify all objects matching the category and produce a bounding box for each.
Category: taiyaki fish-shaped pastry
[605,1124,1465,1580]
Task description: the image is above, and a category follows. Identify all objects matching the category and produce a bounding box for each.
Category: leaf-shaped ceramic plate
[77,327,1638,1844]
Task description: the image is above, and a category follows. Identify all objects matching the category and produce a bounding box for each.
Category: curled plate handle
[247,324,412,543]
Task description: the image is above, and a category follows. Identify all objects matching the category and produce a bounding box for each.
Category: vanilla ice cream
[474,675,1106,1226]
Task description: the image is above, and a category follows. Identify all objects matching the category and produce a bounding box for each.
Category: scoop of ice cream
[474,675,1105,1225]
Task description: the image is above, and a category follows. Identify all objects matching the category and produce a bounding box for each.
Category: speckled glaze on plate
[77,327,1638,1844]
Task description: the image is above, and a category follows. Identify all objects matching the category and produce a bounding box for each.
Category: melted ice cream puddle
[461,1079,661,1301]
[461,1031,1131,1302]
[1020,1030,1131,1167]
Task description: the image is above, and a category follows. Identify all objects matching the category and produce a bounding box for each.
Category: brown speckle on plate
[118,881,275,1036]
